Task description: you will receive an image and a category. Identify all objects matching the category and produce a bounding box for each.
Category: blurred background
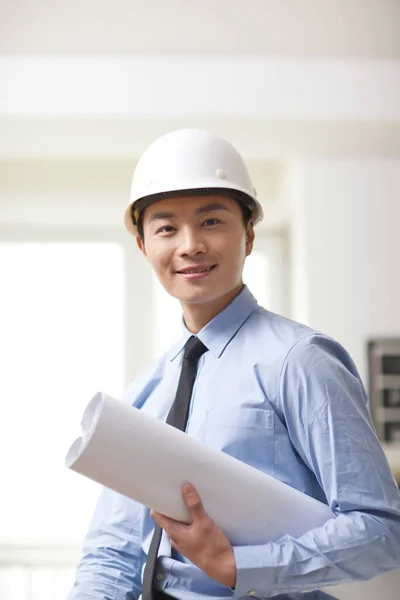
[1,1,400,598]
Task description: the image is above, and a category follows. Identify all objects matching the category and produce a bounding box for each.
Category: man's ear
[136,235,146,256]
[245,224,255,257]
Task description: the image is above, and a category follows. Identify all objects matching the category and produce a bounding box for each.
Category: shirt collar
[167,286,258,361]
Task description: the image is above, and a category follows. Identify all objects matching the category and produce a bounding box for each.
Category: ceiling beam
[2,56,400,121]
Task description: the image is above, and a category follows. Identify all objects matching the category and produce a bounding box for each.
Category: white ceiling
[2,118,400,160]
[1,0,399,57]
[1,0,399,234]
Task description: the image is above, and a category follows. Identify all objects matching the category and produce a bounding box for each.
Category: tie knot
[183,336,208,362]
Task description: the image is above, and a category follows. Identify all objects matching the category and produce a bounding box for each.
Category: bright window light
[243,249,271,309]
[0,242,125,544]
[152,274,184,358]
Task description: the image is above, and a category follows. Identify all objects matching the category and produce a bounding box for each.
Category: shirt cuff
[232,544,275,599]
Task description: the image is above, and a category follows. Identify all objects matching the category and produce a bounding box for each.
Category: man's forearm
[68,544,142,600]
[232,511,400,598]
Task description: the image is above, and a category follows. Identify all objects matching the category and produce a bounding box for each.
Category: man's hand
[150,483,236,588]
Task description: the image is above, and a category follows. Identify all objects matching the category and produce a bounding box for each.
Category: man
[69,129,400,600]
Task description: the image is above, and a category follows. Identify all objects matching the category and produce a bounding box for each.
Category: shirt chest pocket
[203,408,275,474]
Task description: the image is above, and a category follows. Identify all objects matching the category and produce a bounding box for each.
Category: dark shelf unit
[368,338,400,443]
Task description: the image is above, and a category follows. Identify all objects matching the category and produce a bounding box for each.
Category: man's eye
[156,225,175,234]
[202,218,220,227]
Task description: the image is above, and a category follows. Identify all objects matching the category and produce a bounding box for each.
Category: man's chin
[179,293,213,305]
[172,287,215,305]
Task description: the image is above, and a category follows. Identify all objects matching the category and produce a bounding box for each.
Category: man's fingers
[151,511,175,530]
[150,483,207,537]
[182,483,206,521]
[151,510,186,537]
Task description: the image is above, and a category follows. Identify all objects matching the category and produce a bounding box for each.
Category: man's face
[137,195,254,306]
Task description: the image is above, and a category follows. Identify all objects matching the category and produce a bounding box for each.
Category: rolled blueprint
[66,392,400,600]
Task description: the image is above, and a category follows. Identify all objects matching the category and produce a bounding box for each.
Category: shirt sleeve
[67,487,144,600]
[233,333,400,599]
[67,363,164,600]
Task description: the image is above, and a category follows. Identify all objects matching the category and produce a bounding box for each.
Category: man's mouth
[176,265,217,275]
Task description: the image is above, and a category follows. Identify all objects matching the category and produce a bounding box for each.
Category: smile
[176,265,217,278]
[177,265,216,274]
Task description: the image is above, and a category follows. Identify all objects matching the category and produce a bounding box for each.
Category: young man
[69,129,400,600]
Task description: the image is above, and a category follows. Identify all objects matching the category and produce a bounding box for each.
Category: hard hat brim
[124,186,263,236]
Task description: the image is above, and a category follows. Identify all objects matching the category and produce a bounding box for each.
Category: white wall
[290,158,400,380]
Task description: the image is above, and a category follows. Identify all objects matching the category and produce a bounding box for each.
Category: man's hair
[136,199,252,242]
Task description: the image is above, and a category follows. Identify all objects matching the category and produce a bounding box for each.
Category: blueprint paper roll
[65,392,400,600]
[66,392,331,544]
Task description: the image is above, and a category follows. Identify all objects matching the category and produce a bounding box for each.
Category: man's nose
[178,228,207,257]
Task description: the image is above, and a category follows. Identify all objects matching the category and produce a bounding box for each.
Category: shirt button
[156,573,164,581]
[247,591,257,596]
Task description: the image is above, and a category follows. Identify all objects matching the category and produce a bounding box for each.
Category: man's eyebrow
[148,203,231,222]
[195,202,231,215]
[148,211,177,222]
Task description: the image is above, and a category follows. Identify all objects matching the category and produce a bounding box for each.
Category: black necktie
[142,336,208,600]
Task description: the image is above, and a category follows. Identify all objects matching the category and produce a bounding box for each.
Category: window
[0,242,125,544]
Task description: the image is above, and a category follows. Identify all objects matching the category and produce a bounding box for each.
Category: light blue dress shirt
[69,287,400,600]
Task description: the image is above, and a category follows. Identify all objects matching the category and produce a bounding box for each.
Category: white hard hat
[124,128,263,236]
